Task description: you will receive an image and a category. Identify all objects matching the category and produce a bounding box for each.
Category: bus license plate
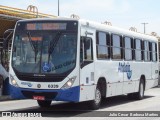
[33,96,45,100]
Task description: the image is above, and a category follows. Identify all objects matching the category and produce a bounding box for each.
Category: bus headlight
[10,74,19,87]
[61,76,76,89]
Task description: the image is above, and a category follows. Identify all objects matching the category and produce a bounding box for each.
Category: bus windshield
[12,21,78,75]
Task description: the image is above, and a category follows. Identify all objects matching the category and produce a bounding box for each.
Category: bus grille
[17,75,65,82]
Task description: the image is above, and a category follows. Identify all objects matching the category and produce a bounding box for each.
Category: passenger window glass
[112,35,120,47]
[124,37,132,60]
[144,41,150,61]
[124,37,131,49]
[96,32,110,59]
[98,32,106,45]
[112,34,122,60]
[135,39,142,61]
[97,46,109,59]
[135,39,141,50]
[112,48,121,59]
[152,43,156,52]
[151,42,157,61]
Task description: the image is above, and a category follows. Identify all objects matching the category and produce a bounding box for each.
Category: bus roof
[79,19,158,42]
[17,18,158,42]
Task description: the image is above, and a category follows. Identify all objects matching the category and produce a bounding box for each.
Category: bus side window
[135,39,142,61]
[111,34,122,60]
[124,37,132,60]
[151,42,157,62]
[84,37,93,61]
[80,37,93,62]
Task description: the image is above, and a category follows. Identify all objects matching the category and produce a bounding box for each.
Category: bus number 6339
[48,84,59,88]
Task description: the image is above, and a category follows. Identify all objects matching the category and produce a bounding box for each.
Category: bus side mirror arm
[3,29,14,50]
[3,39,8,50]
[80,37,84,68]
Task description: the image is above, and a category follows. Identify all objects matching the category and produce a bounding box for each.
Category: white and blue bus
[9,18,159,109]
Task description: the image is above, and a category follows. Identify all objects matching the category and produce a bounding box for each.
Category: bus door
[79,27,95,101]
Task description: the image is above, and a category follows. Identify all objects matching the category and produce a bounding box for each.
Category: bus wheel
[37,100,52,108]
[134,80,145,100]
[89,86,102,110]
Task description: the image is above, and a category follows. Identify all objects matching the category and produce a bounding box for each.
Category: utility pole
[58,0,59,16]
[141,23,148,34]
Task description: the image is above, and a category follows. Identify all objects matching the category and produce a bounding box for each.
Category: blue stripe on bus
[9,84,80,102]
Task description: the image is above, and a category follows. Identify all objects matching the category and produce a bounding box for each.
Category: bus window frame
[111,33,123,60]
[134,38,143,61]
[80,36,93,68]
[96,31,111,60]
[123,36,134,61]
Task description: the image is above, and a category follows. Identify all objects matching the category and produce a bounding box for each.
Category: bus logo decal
[118,62,132,80]
[21,82,33,87]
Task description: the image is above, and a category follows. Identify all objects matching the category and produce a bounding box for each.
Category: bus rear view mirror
[84,38,91,50]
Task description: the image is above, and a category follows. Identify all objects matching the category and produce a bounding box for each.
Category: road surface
[0,86,160,120]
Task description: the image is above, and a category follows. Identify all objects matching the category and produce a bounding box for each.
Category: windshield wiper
[27,31,38,62]
[48,32,62,63]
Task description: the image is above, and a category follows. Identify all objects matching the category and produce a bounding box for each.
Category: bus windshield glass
[12,21,78,75]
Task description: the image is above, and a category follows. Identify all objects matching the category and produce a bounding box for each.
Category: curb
[0,95,12,101]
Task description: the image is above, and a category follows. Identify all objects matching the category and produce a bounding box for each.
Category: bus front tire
[37,100,52,108]
[88,86,102,110]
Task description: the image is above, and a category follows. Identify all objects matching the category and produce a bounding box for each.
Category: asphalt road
[0,86,160,120]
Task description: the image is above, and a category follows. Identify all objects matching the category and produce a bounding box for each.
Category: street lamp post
[58,0,59,16]
[141,23,148,34]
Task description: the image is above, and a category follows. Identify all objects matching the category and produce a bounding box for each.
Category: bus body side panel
[123,62,152,94]
[145,61,159,90]
[94,60,123,97]
[122,61,136,94]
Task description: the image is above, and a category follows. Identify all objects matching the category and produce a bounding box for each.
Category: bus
[8,18,159,110]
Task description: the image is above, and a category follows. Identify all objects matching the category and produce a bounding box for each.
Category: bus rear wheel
[128,80,145,100]
[37,100,52,108]
[88,86,102,110]
[134,80,145,100]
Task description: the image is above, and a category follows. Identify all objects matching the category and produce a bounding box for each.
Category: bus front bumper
[9,85,80,102]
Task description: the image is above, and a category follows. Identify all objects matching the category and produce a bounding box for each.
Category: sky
[1,0,160,35]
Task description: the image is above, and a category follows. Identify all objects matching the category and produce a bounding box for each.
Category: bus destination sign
[26,23,67,30]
